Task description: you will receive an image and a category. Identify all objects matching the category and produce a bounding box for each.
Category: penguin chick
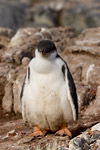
[20,40,78,137]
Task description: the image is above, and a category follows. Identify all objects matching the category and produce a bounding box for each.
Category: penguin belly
[22,73,73,132]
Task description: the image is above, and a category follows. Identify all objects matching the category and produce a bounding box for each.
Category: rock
[61,1,100,32]
[85,10,100,29]
[20,0,32,5]
[49,27,75,42]
[81,86,96,106]
[0,0,27,31]
[69,125,100,150]
[62,27,100,86]
[0,36,10,61]
[22,57,31,66]
[73,137,86,147]
[0,28,14,62]
[3,28,40,64]
[8,28,40,48]
[13,65,27,113]
[0,36,10,50]
[17,136,34,145]
[3,27,75,64]
[0,63,11,113]
[89,130,100,145]
[76,84,96,112]
[0,28,14,38]
[95,85,100,103]
[61,4,87,32]
[29,5,58,27]
[13,79,22,114]
[2,83,13,113]
[93,139,100,150]
[85,64,99,85]
[18,135,70,149]
[81,85,100,119]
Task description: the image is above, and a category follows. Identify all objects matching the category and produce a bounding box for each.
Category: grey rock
[69,127,100,149]
[1,0,100,33]
[93,139,100,150]
[89,131,100,144]
[85,8,100,28]
[0,27,14,38]
[0,30,11,62]
[60,1,100,32]
[28,5,58,27]
[73,137,86,147]
[0,0,27,31]
[61,4,88,32]
[91,123,100,132]
[17,136,34,145]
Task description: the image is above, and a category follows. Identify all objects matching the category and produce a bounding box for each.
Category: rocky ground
[0,119,100,150]
[0,26,100,149]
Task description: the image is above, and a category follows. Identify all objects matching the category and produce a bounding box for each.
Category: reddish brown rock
[82,85,100,118]
[2,83,13,113]
[3,27,75,64]
[62,27,100,86]
[0,63,12,114]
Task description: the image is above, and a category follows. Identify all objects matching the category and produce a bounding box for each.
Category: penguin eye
[38,49,42,52]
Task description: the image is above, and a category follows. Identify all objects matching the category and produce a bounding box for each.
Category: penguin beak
[40,51,47,56]
[38,49,47,56]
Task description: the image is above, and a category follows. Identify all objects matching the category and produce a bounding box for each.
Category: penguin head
[36,40,57,59]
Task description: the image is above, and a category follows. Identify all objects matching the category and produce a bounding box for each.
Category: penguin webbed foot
[29,125,44,137]
[55,124,72,137]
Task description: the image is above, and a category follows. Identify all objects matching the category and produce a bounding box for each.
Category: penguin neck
[35,49,57,62]
[34,49,57,73]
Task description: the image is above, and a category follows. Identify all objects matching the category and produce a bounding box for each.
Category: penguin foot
[55,124,72,137]
[29,125,44,137]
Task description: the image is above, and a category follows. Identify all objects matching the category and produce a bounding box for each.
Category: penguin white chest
[22,58,73,131]
[25,70,64,131]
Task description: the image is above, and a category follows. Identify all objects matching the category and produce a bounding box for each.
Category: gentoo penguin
[20,40,78,137]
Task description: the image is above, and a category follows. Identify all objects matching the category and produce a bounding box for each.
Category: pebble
[91,123,100,131]
[22,57,31,66]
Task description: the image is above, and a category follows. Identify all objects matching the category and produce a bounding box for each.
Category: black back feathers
[37,40,57,53]
[56,54,78,119]
[67,66,78,119]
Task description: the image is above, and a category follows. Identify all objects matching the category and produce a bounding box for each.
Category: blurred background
[1,0,100,33]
